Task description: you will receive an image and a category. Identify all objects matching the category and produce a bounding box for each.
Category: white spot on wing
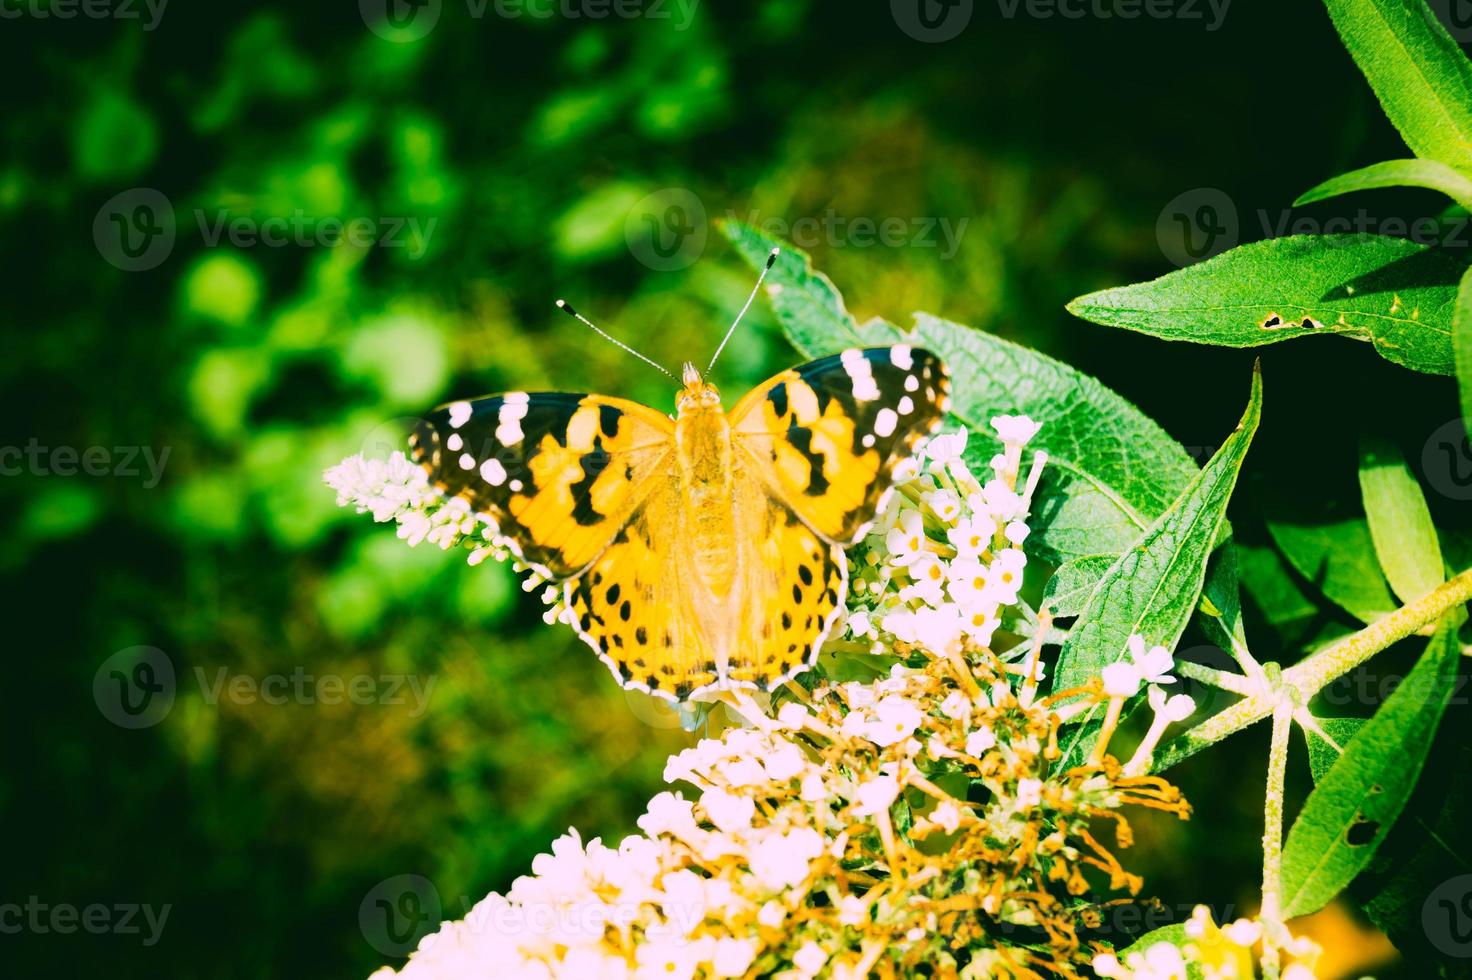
[904,374,919,392]
[898,396,914,415]
[841,348,880,401]
[862,433,876,448]
[509,479,523,492]
[458,453,476,470]
[875,408,898,437]
[891,345,913,370]
[448,401,472,429]
[446,433,463,451]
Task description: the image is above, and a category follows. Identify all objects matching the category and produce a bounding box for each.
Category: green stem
[1152,567,1472,772]
[1259,701,1292,980]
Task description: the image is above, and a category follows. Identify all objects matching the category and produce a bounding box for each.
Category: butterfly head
[677,362,722,414]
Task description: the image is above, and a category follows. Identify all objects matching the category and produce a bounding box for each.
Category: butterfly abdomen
[675,400,738,597]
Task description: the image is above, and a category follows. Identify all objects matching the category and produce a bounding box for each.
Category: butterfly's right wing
[409,392,675,579]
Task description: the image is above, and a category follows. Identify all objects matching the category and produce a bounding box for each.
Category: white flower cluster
[335,417,1311,980]
[841,418,1046,663]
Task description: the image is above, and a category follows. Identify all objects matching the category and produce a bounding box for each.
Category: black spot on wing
[784,422,830,497]
[769,381,788,419]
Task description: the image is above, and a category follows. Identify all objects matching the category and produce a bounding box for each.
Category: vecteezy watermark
[360,875,442,958]
[1425,0,1472,45]
[891,0,1229,41]
[0,897,170,947]
[1156,187,1239,267]
[729,210,970,260]
[1424,874,1472,958]
[1317,667,1470,709]
[0,440,169,488]
[1156,187,1472,266]
[622,191,970,272]
[93,647,438,729]
[0,0,168,30]
[359,0,699,42]
[1422,418,1472,502]
[94,188,437,272]
[624,187,708,272]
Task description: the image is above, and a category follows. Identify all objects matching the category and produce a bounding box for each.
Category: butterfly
[408,258,948,700]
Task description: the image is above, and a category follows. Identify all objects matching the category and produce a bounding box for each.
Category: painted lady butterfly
[410,296,948,701]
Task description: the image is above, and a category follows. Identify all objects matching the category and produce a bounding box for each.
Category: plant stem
[1152,567,1472,772]
[1259,701,1292,980]
[1173,659,1256,696]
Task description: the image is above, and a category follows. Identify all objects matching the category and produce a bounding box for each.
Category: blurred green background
[3,1,1470,977]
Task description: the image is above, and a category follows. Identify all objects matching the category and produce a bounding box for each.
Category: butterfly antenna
[707,247,780,375]
[555,299,677,381]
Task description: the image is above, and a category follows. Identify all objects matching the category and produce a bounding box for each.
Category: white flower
[1147,684,1195,723]
[923,429,969,464]
[979,478,1023,521]
[945,558,989,605]
[1015,778,1043,809]
[634,934,704,980]
[1101,662,1142,698]
[939,690,971,722]
[991,414,1042,446]
[710,938,757,978]
[1003,519,1029,545]
[838,894,868,926]
[1128,634,1176,685]
[792,941,828,977]
[947,513,997,558]
[965,726,996,756]
[931,800,962,833]
[775,702,811,730]
[863,695,924,746]
[985,548,1027,605]
[638,792,698,840]
[700,788,755,833]
[884,510,929,567]
[853,774,900,816]
[760,741,809,782]
[748,827,823,891]
[925,487,963,522]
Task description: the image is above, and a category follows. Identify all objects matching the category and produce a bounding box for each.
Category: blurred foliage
[0,2,1463,978]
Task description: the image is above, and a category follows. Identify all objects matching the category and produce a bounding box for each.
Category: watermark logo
[94,648,439,728]
[93,646,176,730]
[625,188,708,272]
[891,0,974,42]
[95,188,437,271]
[360,0,442,41]
[1423,874,1472,958]
[0,897,170,946]
[93,188,176,272]
[0,440,170,488]
[1426,0,1472,44]
[1156,187,1238,267]
[732,209,970,259]
[0,0,168,30]
[360,875,442,957]
[1422,418,1472,502]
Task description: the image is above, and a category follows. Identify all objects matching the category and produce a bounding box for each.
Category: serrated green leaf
[1053,367,1261,694]
[1324,0,1472,173]
[1359,435,1446,603]
[1296,158,1472,209]
[1042,554,1117,619]
[1456,263,1472,428]
[724,222,1201,563]
[1067,235,1462,376]
[1280,616,1463,919]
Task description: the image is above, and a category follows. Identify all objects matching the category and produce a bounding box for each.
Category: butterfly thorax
[675,377,737,597]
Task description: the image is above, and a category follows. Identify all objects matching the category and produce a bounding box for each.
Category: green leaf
[724,222,1201,563]
[1456,263,1472,427]
[1303,717,1368,782]
[1359,435,1445,604]
[1296,158,1472,209]
[1237,541,1322,628]
[1042,554,1117,619]
[1053,367,1262,694]
[1280,616,1463,919]
[1265,512,1397,624]
[1067,235,1462,376]
[1324,0,1472,173]
[1113,923,1205,980]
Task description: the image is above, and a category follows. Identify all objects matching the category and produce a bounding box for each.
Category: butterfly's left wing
[729,346,950,545]
[409,392,675,578]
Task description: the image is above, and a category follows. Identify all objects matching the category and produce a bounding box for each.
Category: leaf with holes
[1067,235,1463,376]
[1280,616,1463,919]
